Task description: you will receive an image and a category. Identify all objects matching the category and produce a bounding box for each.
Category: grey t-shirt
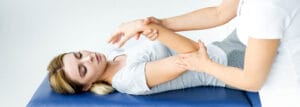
[110,41,227,95]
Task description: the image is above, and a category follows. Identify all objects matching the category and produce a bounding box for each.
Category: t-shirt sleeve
[112,41,173,95]
[238,1,288,39]
[112,62,151,95]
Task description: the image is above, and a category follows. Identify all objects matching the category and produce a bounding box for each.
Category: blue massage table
[27,77,261,107]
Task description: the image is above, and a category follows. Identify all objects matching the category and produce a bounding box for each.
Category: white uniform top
[236,0,300,106]
[108,41,226,95]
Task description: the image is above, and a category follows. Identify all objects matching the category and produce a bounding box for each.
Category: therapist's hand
[143,16,162,25]
[176,40,213,72]
[108,19,146,47]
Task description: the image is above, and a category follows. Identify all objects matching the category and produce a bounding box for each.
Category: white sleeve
[112,41,173,95]
[238,1,288,39]
[112,62,150,95]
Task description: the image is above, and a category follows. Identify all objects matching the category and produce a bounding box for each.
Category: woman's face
[62,50,107,88]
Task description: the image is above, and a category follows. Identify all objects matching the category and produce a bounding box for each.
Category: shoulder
[112,62,150,95]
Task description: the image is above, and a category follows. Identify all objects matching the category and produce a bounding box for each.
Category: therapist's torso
[236,0,300,106]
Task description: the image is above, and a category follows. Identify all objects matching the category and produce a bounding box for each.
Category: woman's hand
[108,18,161,47]
[108,19,146,47]
[176,40,213,72]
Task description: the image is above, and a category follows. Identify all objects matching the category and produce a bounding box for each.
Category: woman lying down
[47,20,233,95]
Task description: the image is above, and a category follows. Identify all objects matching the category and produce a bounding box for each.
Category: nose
[82,54,95,63]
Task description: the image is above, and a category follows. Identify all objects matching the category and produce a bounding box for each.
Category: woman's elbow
[244,86,261,92]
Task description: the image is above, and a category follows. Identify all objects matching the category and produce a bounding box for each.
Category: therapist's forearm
[161,7,223,31]
[205,61,261,92]
[161,0,239,32]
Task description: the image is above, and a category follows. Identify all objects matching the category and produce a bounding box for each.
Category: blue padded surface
[27,77,261,107]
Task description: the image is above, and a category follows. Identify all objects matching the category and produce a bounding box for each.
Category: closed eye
[78,65,87,78]
[73,52,86,78]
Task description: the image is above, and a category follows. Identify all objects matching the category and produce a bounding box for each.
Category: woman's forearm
[142,23,198,54]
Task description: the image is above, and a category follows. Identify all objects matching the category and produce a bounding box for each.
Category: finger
[178,53,192,59]
[147,32,156,40]
[113,36,122,44]
[176,63,188,69]
[108,35,121,44]
[153,30,158,39]
[149,16,159,24]
[143,17,152,25]
[107,36,115,44]
[142,29,153,36]
[198,39,206,52]
[150,33,158,41]
[175,59,187,67]
[175,58,190,70]
[135,33,141,40]
[152,29,158,34]
[108,31,123,43]
[117,34,132,48]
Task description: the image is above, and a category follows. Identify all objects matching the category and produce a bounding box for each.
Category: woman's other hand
[137,16,162,41]
[176,40,212,72]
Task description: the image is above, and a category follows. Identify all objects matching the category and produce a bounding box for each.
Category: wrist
[135,19,147,31]
[201,59,214,74]
[161,18,175,31]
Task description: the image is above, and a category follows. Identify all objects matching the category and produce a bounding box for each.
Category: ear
[82,83,92,92]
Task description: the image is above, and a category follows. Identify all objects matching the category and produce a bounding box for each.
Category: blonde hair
[47,53,114,95]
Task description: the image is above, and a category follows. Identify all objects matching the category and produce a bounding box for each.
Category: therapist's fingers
[148,16,161,24]
[198,40,207,54]
[175,56,189,69]
[178,53,192,60]
[143,16,161,25]
[143,17,152,25]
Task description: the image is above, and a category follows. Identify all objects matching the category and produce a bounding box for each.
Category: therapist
[109,0,300,106]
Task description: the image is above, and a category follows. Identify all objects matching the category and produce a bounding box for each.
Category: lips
[95,53,101,63]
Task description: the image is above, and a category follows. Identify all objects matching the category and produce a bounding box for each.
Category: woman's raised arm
[108,20,199,54]
[108,20,202,88]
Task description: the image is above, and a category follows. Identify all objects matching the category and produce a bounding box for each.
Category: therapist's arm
[179,38,279,91]
[209,38,279,91]
[157,0,239,31]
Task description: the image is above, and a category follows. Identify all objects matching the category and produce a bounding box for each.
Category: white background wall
[0,0,236,106]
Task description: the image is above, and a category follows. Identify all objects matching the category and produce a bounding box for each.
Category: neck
[98,55,126,85]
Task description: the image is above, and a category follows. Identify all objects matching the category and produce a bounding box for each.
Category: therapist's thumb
[198,40,207,53]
